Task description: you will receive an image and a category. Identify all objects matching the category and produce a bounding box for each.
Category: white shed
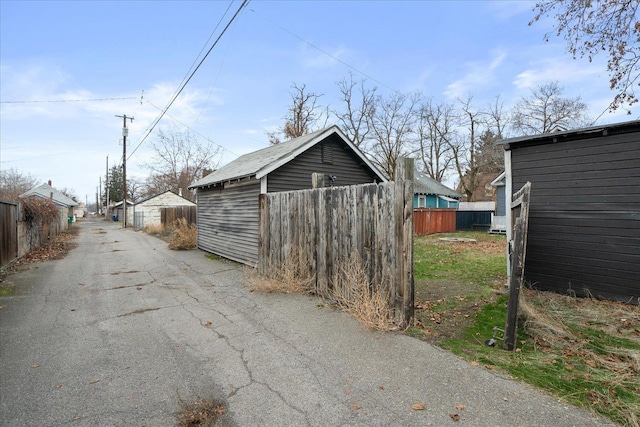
[131,191,195,229]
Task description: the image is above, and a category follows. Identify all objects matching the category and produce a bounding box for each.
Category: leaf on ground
[205,321,212,327]
[411,402,425,410]
[455,404,465,410]
[31,364,40,368]
[450,413,460,421]
[352,403,361,410]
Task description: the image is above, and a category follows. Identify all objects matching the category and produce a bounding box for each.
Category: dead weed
[175,395,226,427]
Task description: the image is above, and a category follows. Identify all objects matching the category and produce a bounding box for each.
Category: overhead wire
[1,97,137,104]
[128,0,250,160]
[145,98,239,157]
[248,7,400,95]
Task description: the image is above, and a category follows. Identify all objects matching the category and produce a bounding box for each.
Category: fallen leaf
[136,287,142,290]
[205,321,212,327]
[352,403,361,410]
[450,413,460,421]
[31,364,40,368]
[455,404,465,410]
[411,402,425,410]
[379,385,385,390]
[70,309,76,312]
[470,361,479,367]
[55,384,62,389]
[89,379,100,384]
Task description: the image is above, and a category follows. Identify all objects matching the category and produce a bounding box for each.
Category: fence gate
[133,212,144,229]
[503,182,532,351]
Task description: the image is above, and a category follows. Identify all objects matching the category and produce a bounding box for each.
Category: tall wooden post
[394,157,414,328]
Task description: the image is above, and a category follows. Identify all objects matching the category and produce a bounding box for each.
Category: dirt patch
[412,233,507,344]
[414,279,504,343]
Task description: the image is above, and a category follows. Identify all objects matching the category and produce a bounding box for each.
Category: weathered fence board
[503,181,532,351]
[259,159,414,327]
[160,206,197,227]
[414,208,456,235]
[1,200,19,267]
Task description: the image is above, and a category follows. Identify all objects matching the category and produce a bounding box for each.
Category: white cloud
[513,57,601,89]
[444,50,507,99]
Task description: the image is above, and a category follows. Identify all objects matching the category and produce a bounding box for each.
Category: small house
[20,181,77,230]
[131,190,195,229]
[189,125,387,265]
[489,172,506,234]
[413,172,460,235]
[497,120,640,304]
[413,172,460,208]
[110,200,134,222]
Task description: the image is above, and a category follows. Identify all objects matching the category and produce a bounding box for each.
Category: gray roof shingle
[189,126,386,189]
[20,183,78,207]
[414,172,461,199]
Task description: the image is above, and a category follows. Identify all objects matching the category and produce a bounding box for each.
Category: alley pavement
[0,217,616,426]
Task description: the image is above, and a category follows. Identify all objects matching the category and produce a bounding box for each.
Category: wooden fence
[1,200,19,267]
[414,208,456,235]
[161,206,197,227]
[258,159,414,328]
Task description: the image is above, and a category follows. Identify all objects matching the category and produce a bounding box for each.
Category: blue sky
[0,0,630,203]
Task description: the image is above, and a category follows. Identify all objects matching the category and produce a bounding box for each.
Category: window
[418,195,426,208]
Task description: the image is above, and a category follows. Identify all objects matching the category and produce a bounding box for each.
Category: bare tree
[367,91,421,179]
[268,83,326,144]
[449,98,484,201]
[416,99,456,182]
[0,168,39,201]
[531,0,640,112]
[333,73,377,147]
[512,82,589,135]
[143,128,221,201]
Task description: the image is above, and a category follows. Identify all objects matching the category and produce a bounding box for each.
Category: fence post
[258,193,269,275]
[394,157,415,328]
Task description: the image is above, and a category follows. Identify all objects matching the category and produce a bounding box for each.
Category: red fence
[414,208,456,236]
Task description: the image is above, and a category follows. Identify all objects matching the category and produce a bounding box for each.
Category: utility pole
[105,156,110,220]
[115,115,134,228]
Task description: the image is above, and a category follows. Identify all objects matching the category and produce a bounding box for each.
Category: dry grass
[251,249,398,331]
[517,288,640,426]
[175,396,226,427]
[168,219,197,250]
[330,254,398,331]
[248,245,314,293]
[144,223,165,235]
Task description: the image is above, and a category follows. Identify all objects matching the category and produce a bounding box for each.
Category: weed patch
[247,245,313,294]
[330,254,397,331]
[168,219,197,250]
[175,395,226,427]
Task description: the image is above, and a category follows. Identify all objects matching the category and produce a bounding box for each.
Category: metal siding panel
[196,182,260,265]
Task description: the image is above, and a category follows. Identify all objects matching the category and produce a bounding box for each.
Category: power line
[142,99,239,158]
[249,7,400,95]
[0,97,138,104]
[128,0,250,159]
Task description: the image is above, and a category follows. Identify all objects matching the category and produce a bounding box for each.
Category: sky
[0,0,632,205]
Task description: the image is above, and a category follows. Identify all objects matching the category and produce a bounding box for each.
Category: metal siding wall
[496,186,506,216]
[511,132,640,302]
[267,135,379,192]
[197,182,260,265]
